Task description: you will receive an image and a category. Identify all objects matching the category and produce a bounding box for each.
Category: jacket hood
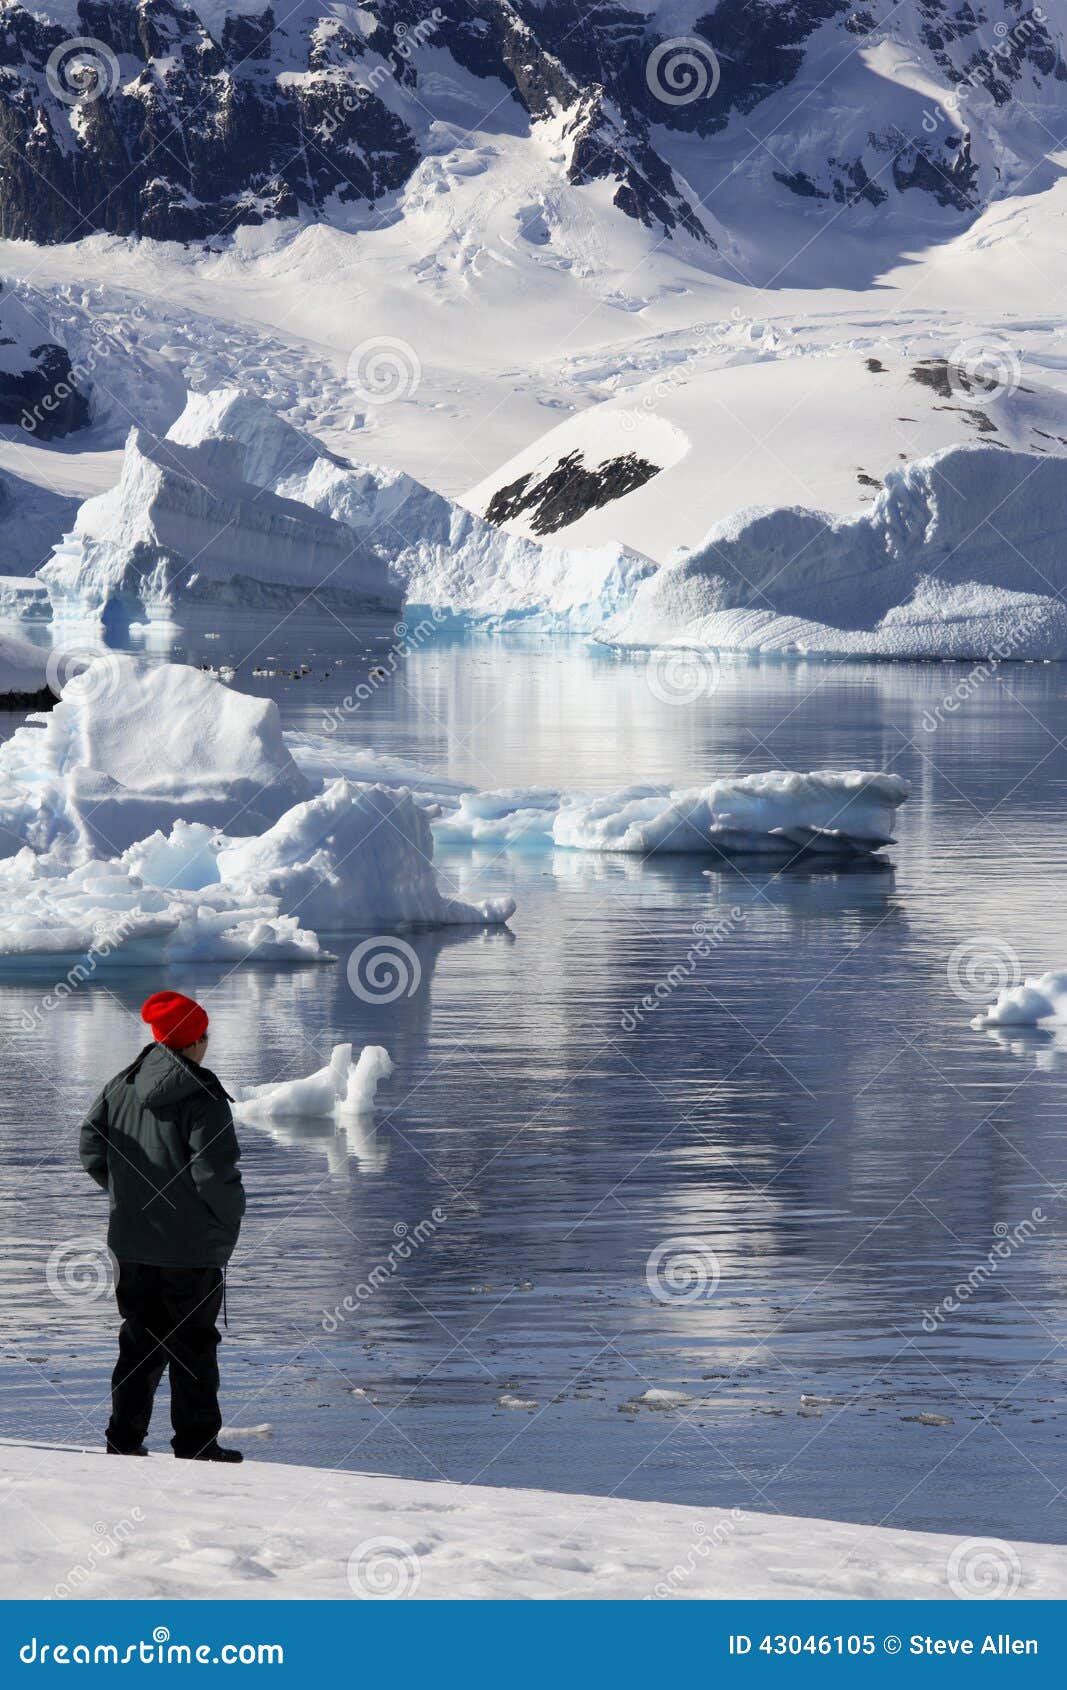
[130,1042,207,1109]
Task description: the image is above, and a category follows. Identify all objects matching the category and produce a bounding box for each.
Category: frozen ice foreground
[3,1442,1064,1600]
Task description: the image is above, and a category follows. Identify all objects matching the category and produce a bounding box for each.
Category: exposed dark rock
[486,449,662,534]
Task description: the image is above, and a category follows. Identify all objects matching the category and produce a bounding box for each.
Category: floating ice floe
[436,771,909,858]
[234,1042,393,1121]
[0,656,514,965]
[971,970,1067,1029]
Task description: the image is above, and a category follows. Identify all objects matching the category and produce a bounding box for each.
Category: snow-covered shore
[1,1443,1064,1601]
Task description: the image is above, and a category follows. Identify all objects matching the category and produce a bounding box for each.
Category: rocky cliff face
[0,288,90,437]
[0,0,1064,247]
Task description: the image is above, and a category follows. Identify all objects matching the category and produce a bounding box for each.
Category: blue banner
[3,1601,1065,1684]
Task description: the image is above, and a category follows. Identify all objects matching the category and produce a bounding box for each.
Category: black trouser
[107,1262,224,1456]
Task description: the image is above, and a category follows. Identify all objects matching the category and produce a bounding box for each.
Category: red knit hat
[141,991,208,1050]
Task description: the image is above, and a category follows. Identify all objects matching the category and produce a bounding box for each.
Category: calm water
[1,615,1066,1541]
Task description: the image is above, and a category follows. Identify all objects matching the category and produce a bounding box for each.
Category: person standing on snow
[79,991,245,1463]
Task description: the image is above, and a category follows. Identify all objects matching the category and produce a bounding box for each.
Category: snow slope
[1,1442,1064,1600]
[0,629,49,700]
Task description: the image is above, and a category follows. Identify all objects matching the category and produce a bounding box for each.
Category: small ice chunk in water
[971,970,1067,1029]
[235,1042,393,1122]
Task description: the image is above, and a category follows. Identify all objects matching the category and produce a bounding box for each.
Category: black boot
[175,1442,243,1463]
[107,1441,148,1456]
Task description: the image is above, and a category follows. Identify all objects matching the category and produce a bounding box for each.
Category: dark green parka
[79,1042,245,1267]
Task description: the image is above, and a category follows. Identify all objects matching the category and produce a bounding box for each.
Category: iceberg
[0,630,51,705]
[36,388,654,629]
[234,1042,394,1122]
[602,446,1067,660]
[39,420,402,627]
[971,970,1067,1030]
[0,656,310,859]
[0,657,515,966]
[216,777,516,931]
[435,771,909,858]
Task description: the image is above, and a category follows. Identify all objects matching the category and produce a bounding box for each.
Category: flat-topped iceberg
[37,388,652,629]
[436,771,909,858]
[602,447,1067,660]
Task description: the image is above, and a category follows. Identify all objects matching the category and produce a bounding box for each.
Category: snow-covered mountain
[1,1,1064,255]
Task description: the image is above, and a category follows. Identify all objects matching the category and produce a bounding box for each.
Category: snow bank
[39,388,653,629]
[235,1042,393,1122]
[603,447,1067,659]
[436,771,909,857]
[2,1442,1065,1600]
[216,778,516,930]
[971,970,1067,1030]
